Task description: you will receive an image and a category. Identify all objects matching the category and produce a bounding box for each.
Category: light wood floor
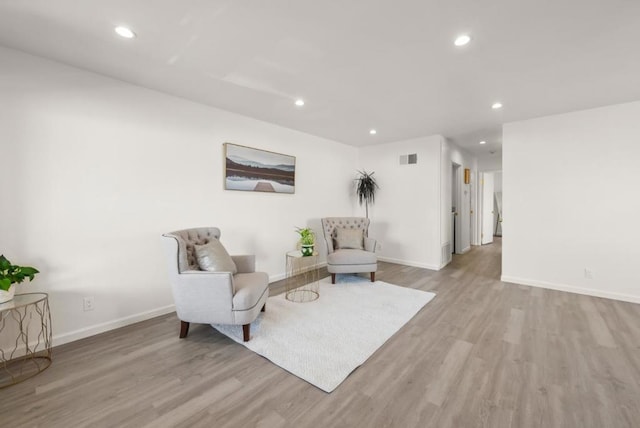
[3,238,640,427]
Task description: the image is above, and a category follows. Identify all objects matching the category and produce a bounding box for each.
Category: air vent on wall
[442,243,452,265]
[399,153,418,165]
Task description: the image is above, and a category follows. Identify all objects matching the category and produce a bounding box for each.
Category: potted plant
[295,227,315,257]
[355,169,379,218]
[0,255,39,304]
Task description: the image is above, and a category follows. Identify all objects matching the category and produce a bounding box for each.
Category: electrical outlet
[83,296,95,311]
[584,269,593,279]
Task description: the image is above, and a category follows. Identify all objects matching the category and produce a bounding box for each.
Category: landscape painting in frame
[224,143,296,194]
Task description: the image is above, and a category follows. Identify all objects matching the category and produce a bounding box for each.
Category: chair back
[321,217,370,253]
[162,227,221,273]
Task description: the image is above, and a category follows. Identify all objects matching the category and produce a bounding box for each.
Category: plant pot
[0,284,16,304]
[301,244,314,257]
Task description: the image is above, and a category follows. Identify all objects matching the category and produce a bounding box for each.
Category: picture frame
[224,143,296,194]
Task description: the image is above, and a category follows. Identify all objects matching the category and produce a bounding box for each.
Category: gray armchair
[321,217,378,284]
[161,227,269,341]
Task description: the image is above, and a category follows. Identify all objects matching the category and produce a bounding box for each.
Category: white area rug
[212,276,436,392]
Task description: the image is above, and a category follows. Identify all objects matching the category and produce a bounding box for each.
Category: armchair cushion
[335,228,364,250]
[195,239,238,274]
[327,249,377,265]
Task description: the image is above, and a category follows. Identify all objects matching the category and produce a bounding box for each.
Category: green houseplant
[295,227,315,257]
[0,255,39,303]
[355,170,379,218]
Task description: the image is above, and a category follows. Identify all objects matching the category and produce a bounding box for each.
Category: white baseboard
[53,304,176,347]
[378,256,440,271]
[500,275,640,304]
[269,273,286,282]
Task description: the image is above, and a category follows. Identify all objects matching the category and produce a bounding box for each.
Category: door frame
[479,171,496,245]
[451,162,462,253]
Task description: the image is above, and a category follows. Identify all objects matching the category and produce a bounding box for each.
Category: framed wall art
[224,143,296,194]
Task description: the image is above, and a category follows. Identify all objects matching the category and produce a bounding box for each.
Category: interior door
[481,172,494,245]
[494,191,503,236]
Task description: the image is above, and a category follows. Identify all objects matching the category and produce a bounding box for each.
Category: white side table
[0,293,52,388]
[285,251,320,302]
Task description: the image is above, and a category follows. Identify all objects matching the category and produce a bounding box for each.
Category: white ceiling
[1,0,639,155]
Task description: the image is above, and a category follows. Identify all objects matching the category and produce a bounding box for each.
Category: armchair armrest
[171,271,235,323]
[364,237,378,253]
[231,255,256,273]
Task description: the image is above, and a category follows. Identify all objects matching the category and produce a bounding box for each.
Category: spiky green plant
[355,170,379,218]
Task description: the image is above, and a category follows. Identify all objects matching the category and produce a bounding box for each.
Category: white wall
[502,101,640,303]
[493,171,503,192]
[0,47,357,345]
[357,136,477,270]
[358,136,443,270]
[477,152,502,172]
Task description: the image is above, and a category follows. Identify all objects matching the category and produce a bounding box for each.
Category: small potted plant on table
[0,255,39,304]
[296,227,315,257]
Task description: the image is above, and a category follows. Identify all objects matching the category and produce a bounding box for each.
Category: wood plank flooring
[2,238,640,427]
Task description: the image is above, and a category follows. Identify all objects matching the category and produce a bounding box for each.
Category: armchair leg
[370,272,375,282]
[242,324,251,342]
[179,321,190,338]
[331,273,336,284]
[261,304,266,312]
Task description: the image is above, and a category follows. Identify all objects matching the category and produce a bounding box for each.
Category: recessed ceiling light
[295,99,305,107]
[492,102,503,109]
[115,26,136,39]
[369,129,377,135]
[479,140,487,145]
[454,34,471,47]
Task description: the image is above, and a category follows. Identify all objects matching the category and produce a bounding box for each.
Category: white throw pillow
[335,228,364,250]
[195,239,238,274]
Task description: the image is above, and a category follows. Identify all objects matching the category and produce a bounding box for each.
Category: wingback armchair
[321,217,378,284]
[161,227,269,341]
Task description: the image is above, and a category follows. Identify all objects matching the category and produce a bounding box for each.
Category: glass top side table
[285,250,320,302]
[0,293,52,388]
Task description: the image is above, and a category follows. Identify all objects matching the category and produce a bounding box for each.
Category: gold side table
[285,251,320,302]
[0,293,52,388]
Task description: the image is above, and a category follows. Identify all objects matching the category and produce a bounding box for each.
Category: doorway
[451,163,461,253]
[493,171,503,237]
[480,172,494,245]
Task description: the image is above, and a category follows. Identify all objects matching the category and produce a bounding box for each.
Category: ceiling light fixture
[479,140,487,145]
[295,99,305,107]
[115,26,136,39]
[454,34,471,47]
[491,102,503,109]
[369,129,377,135]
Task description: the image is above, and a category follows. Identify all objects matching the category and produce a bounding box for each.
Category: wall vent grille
[442,242,452,265]
[399,153,418,165]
